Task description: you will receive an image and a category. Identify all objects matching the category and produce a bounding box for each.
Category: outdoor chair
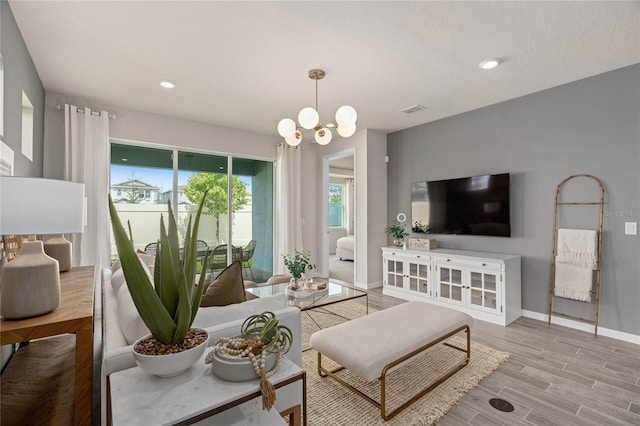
[241,239,257,280]
[209,244,243,274]
[196,239,209,264]
[144,242,158,256]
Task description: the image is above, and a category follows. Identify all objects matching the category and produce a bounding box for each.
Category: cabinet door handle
[446,259,451,262]
[482,263,487,266]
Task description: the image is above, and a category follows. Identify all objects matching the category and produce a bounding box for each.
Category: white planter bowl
[210,350,277,382]
[132,328,209,377]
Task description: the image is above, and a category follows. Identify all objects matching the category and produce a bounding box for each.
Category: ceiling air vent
[400,105,426,114]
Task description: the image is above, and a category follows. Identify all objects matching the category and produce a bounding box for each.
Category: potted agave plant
[109,191,211,377]
[205,311,293,410]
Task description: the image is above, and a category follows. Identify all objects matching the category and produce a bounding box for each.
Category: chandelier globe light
[278,69,357,146]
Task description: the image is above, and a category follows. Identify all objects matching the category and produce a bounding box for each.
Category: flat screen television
[411,173,511,237]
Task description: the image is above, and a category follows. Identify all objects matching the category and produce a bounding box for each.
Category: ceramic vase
[132,328,209,377]
[209,350,277,382]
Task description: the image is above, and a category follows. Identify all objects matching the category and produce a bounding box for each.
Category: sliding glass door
[109,143,173,256]
[110,142,273,281]
[232,157,273,282]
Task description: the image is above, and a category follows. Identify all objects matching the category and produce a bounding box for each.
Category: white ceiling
[9,1,640,137]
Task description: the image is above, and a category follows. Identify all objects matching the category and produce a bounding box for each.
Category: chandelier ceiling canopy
[277,69,357,146]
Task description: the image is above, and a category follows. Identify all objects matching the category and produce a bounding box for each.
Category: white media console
[381,247,522,326]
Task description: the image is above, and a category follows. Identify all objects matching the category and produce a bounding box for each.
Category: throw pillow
[111,254,154,293]
[111,267,126,293]
[117,283,150,345]
[110,259,121,273]
[266,274,292,285]
[200,261,246,307]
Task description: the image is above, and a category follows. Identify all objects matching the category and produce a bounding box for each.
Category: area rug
[301,302,510,425]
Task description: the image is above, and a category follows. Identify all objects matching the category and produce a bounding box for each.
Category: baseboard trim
[355,280,382,290]
[521,309,640,345]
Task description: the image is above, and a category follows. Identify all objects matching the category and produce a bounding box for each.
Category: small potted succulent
[282,250,316,290]
[109,191,212,377]
[385,221,409,247]
[206,311,293,410]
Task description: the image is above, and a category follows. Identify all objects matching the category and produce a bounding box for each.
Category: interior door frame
[321,148,356,280]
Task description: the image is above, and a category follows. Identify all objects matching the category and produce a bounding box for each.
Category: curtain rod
[55,104,116,119]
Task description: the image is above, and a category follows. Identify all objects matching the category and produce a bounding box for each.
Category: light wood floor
[360,288,640,425]
[2,288,638,425]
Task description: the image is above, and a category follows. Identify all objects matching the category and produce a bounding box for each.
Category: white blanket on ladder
[554,228,598,302]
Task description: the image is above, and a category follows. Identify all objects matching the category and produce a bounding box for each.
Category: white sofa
[100,268,303,425]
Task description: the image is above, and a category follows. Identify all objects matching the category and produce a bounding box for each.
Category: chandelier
[277,69,357,146]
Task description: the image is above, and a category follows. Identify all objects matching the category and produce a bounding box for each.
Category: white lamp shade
[0,177,85,235]
[315,128,333,145]
[298,107,319,130]
[277,118,297,138]
[285,130,302,147]
[337,123,357,138]
[335,105,357,126]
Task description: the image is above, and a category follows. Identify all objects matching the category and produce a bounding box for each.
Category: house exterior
[110,179,160,204]
[161,186,190,205]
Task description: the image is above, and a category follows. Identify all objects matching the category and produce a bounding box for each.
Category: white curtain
[344,178,354,235]
[275,143,303,274]
[64,104,110,271]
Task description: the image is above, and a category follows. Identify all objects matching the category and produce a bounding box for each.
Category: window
[328,184,344,227]
[110,142,273,281]
[21,92,34,161]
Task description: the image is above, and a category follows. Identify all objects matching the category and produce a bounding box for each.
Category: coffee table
[246,279,368,313]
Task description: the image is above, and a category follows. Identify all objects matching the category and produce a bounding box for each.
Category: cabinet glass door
[436,265,464,306]
[407,261,429,296]
[468,269,500,314]
[385,258,404,288]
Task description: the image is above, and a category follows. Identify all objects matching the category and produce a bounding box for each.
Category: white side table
[109,355,306,426]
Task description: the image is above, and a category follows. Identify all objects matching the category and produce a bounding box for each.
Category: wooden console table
[0,265,95,425]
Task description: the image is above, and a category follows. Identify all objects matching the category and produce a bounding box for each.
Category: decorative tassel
[259,367,276,410]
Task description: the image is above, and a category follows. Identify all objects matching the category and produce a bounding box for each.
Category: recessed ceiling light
[160,80,176,89]
[479,59,501,70]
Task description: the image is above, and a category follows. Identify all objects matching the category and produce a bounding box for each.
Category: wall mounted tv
[411,173,511,237]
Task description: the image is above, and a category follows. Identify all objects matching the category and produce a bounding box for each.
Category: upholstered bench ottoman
[309,301,473,420]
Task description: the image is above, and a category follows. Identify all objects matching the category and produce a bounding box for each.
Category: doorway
[322,149,355,284]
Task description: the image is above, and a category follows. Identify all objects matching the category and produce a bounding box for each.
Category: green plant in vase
[385,221,409,247]
[282,250,316,289]
[109,191,212,376]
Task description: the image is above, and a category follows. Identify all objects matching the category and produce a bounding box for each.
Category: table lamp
[0,177,85,319]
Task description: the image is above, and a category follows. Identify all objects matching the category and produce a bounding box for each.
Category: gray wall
[387,64,640,335]
[1,0,44,177]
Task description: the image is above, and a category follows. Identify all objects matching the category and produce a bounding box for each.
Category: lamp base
[44,234,72,272]
[1,241,60,319]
